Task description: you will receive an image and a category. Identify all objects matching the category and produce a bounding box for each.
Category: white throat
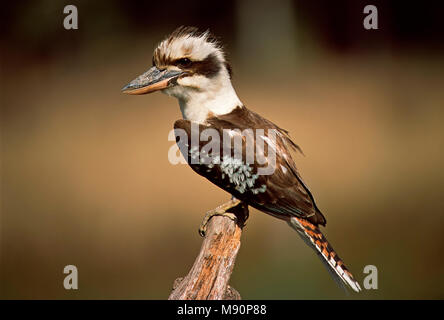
[163,72,242,123]
[178,81,241,123]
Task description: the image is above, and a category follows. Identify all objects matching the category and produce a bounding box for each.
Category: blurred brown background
[1,0,443,299]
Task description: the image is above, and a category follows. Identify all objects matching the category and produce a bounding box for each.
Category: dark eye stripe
[168,54,221,78]
[191,53,220,78]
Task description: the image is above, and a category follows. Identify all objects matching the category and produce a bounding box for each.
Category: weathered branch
[168,203,248,300]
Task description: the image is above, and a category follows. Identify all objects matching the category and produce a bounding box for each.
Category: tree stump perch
[168,202,248,300]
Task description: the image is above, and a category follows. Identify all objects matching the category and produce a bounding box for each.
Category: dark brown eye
[176,58,191,68]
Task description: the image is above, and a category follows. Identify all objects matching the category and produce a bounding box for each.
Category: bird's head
[123,26,233,97]
[122,26,240,122]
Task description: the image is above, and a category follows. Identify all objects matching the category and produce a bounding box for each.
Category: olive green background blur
[1,1,443,299]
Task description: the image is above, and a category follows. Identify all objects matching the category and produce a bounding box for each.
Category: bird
[122,26,361,293]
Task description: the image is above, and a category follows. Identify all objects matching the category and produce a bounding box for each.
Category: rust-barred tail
[288,217,361,293]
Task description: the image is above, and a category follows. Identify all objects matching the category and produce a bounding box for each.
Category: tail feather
[288,217,361,293]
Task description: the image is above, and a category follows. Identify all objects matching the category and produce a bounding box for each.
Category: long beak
[122,66,185,95]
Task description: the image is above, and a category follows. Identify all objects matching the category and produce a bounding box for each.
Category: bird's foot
[199,199,245,237]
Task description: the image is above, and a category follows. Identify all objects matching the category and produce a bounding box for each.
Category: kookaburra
[122,26,361,293]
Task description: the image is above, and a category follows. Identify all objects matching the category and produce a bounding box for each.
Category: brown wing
[174,106,326,226]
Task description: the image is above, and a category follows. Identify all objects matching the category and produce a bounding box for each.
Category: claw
[199,226,207,237]
[198,212,238,237]
[198,200,242,237]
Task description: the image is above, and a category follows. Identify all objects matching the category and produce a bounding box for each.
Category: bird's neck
[178,81,242,124]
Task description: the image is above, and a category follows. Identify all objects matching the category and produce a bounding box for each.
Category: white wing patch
[219,155,266,194]
[189,145,266,195]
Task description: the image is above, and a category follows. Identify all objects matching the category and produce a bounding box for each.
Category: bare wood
[168,204,248,300]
